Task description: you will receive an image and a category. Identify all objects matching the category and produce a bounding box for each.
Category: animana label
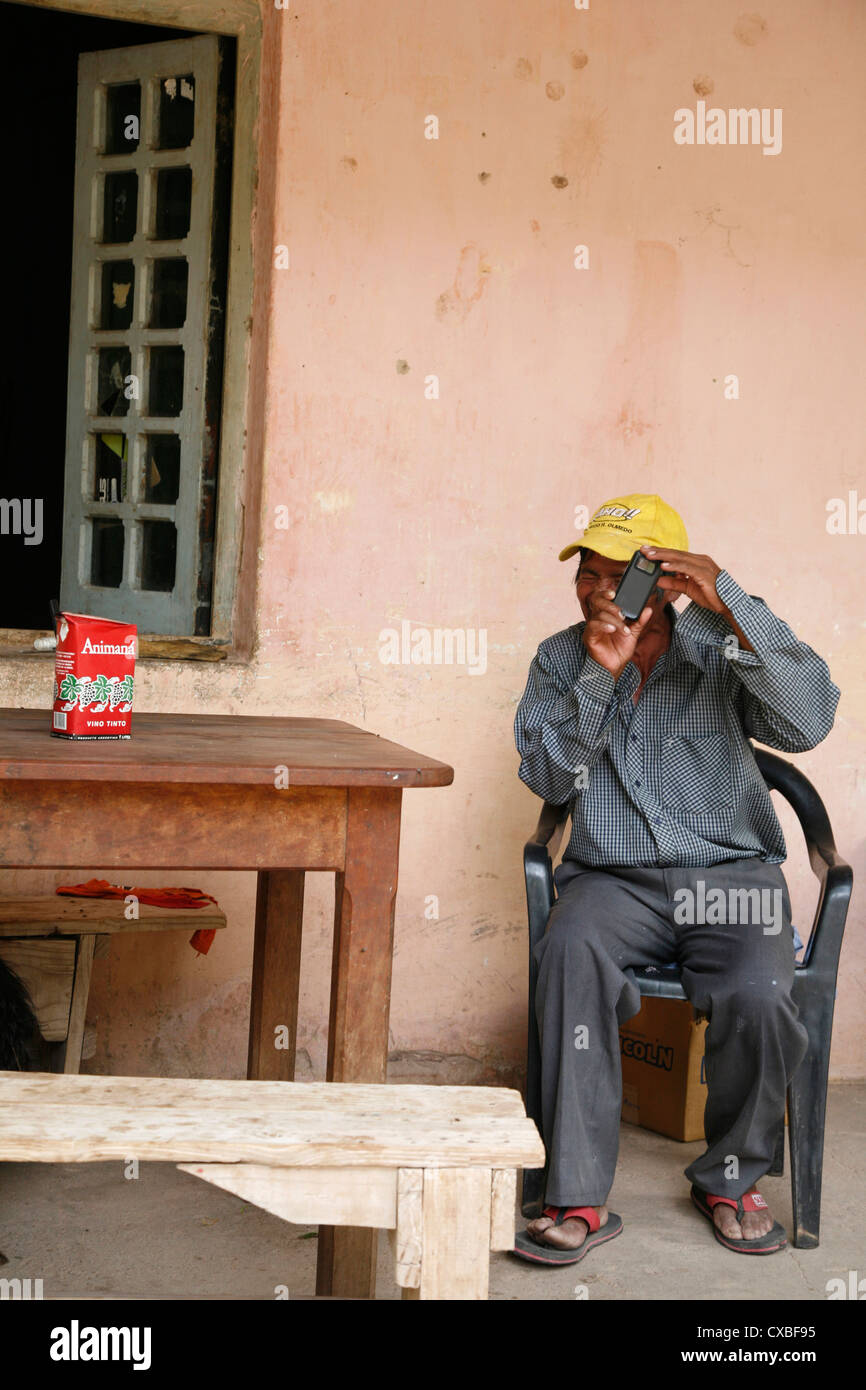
[51,612,138,740]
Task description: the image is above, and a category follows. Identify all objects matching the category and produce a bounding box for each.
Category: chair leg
[521,1165,545,1218]
[768,1120,785,1176]
[787,993,833,1250]
[522,952,545,1217]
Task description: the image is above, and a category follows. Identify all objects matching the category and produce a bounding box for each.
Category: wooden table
[0,708,453,1298]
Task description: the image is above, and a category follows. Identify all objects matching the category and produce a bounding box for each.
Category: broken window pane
[148,346,184,416]
[143,434,181,504]
[157,73,195,149]
[92,433,128,503]
[90,518,124,588]
[154,166,191,240]
[96,347,132,417]
[140,520,177,591]
[150,258,188,328]
[105,82,141,154]
[99,261,135,330]
[103,171,138,243]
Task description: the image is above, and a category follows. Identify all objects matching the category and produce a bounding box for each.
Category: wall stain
[435,244,491,322]
[734,13,768,45]
[579,240,682,464]
[557,109,607,193]
[514,57,533,79]
[693,75,714,96]
[546,80,565,101]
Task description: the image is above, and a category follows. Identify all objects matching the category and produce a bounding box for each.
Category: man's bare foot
[712,1188,774,1242]
[526,1204,608,1250]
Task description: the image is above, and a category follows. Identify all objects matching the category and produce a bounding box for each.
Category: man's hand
[582,588,654,679]
[641,545,754,654]
[640,545,724,611]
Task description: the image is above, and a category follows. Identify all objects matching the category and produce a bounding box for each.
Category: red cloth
[56,879,219,955]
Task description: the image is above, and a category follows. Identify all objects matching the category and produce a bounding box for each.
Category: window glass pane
[99,261,135,330]
[148,346,184,416]
[143,435,181,504]
[103,171,138,243]
[92,433,128,502]
[96,347,132,417]
[150,258,188,328]
[154,167,191,240]
[105,82,141,154]
[157,74,195,150]
[90,518,124,587]
[140,520,177,591]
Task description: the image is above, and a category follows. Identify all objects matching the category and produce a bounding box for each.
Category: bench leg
[54,934,95,1075]
[317,788,402,1300]
[402,1168,492,1301]
[247,870,305,1082]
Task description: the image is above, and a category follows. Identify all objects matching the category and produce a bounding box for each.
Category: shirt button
[630,735,638,743]
[634,780,642,788]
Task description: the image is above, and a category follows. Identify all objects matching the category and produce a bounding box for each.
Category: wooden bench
[0,897,227,1073]
[0,1073,544,1299]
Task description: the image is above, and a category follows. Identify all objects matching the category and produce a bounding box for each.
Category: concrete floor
[1,1083,862,1301]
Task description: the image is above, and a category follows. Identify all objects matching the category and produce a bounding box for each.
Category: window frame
[61,34,225,635]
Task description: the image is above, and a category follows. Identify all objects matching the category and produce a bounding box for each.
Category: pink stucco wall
[2,0,864,1081]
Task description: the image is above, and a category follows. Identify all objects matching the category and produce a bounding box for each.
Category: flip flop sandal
[691,1185,788,1254]
[512,1205,623,1266]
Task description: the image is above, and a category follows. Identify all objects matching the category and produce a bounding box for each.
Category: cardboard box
[620,996,707,1142]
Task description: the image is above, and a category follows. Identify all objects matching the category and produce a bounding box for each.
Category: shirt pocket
[660,733,733,814]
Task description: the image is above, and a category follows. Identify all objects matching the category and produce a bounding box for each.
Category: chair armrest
[753,747,853,975]
[526,800,570,856]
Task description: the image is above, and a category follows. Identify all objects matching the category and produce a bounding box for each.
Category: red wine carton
[51,613,137,740]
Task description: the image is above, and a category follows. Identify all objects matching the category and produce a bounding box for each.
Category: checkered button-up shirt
[514,571,840,868]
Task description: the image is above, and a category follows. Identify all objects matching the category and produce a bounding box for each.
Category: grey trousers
[534,858,809,1207]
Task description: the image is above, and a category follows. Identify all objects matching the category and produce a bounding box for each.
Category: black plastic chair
[522,747,853,1248]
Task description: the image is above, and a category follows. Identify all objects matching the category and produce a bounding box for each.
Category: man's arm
[514,636,617,804]
[681,571,840,751]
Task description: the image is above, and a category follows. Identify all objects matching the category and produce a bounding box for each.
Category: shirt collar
[666,604,710,672]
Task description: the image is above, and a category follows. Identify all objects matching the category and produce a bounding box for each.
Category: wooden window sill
[0,632,229,662]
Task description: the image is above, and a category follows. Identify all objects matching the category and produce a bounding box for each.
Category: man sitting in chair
[512,493,839,1262]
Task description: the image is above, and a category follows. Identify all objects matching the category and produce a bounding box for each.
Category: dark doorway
[0,2,201,631]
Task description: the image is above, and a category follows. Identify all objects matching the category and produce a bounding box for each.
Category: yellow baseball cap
[559,492,688,563]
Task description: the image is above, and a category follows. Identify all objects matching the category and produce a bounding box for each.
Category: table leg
[247,870,305,1081]
[316,787,402,1299]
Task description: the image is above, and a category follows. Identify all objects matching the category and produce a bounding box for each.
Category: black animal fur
[0,957,41,1070]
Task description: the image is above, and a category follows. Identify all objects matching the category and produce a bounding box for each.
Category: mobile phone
[614,551,661,622]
